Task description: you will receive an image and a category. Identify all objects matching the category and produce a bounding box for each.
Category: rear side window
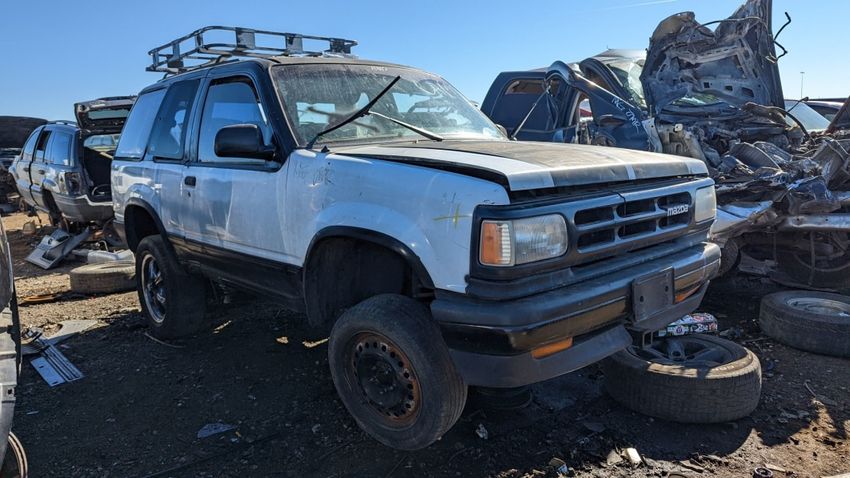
[47,132,73,166]
[490,77,560,134]
[115,89,166,160]
[34,130,52,162]
[147,80,200,160]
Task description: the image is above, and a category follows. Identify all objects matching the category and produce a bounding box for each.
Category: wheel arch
[123,199,169,252]
[302,226,435,328]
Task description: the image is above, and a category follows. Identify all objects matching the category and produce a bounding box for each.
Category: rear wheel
[328,294,467,450]
[136,236,207,339]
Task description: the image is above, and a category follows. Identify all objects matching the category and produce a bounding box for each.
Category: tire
[760,291,850,357]
[328,294,467,450]
[602,335,761,423]
[0,431,28,478]
[135,236,207,339]
[69,261,136,294]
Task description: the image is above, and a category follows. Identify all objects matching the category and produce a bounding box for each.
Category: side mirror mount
[214,124,275,160]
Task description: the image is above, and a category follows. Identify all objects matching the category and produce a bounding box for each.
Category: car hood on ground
[74,96,136,136]
[640,0,784,116]
[333,140,707,191]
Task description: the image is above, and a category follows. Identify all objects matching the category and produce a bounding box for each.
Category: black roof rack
[147,26,358,75]
[48,120,77,126]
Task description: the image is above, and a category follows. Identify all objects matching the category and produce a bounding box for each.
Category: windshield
[784,100,831,132]
[273,64,503,146]
[604,59,647,109]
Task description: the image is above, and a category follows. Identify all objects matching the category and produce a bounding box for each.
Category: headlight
[694,186,716,223]
[480,214,568,266]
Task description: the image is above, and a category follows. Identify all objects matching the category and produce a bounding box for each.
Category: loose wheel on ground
[760,290,850,357]
[135,235,207,339]
[602,334,761,423]
[69,261,136,295]
[328,294,467,450]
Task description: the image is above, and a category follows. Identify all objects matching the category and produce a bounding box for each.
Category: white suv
[112,27,720,450]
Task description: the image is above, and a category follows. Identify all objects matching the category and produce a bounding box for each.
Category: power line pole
[800,71,805,99]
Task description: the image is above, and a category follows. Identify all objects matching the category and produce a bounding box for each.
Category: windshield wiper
[368,111,443,142]
[307,76,400,149]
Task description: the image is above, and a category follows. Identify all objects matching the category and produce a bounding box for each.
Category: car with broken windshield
[483,0,850,291]
[11,97,134,229]
[112,26,719,450]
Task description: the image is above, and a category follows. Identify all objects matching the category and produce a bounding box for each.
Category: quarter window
[148,80,200,160]
[198,77,271,164]
[47,132,73,166]
[115,89,166,160]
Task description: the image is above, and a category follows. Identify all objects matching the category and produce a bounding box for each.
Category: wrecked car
[11,97,134,229]
[0,116,46,208]
[112,26,725,450]
[482,0,850,290]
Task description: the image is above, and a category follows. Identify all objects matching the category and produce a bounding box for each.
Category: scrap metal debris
[21,319,98,355]
[25,227,92,269]
[196,422,236,439]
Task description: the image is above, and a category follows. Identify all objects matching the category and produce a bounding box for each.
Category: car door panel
[14,128,41,206]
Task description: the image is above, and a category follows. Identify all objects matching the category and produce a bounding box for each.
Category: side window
[491,78,560,135]
[147,80,200,160]
[198,77,270,164]
[115,89,166,160]
[46,132,73,166]
[34,130,52,162]
[20,129,40,162]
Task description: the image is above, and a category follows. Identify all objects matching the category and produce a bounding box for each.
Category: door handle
[184,176,197,187]
[37,169,45,174]
[22,167,30,172]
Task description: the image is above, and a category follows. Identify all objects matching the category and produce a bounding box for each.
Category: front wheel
[328,294,467,450]
[136,236,207,339]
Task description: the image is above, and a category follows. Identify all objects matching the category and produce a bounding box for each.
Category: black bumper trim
[447,286,709,388]
[432,242,719,354]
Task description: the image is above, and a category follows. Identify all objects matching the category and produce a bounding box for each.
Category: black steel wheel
[328,294,467,450]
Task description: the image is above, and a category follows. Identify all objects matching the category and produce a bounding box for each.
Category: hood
[333,140,707,191]
[74,96,136,136]
[641,0,784,116]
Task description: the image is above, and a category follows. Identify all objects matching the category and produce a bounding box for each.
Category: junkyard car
[113,26,719,450]
[482,0,850,290]
[11,97,134,228]
[0,116,46,206]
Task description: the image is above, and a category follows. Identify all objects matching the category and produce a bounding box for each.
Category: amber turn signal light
[530,337,574,359]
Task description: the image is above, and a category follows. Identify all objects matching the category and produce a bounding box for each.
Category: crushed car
[482,0,850,290]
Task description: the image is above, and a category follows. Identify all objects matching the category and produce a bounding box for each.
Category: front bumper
[431,241,720,388]
[53,193,112,223]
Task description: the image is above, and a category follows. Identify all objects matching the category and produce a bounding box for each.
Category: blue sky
[2,0,846,120]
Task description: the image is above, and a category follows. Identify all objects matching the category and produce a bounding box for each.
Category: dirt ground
[3,210,848,478]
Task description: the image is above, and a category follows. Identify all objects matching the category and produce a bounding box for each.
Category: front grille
[571,190,693,257]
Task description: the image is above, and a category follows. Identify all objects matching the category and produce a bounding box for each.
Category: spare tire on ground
[69,261,136,295]
[760,290,850,358]
[602,334,761,423]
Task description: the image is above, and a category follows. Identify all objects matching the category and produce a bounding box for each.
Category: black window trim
[188,70,282,172]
